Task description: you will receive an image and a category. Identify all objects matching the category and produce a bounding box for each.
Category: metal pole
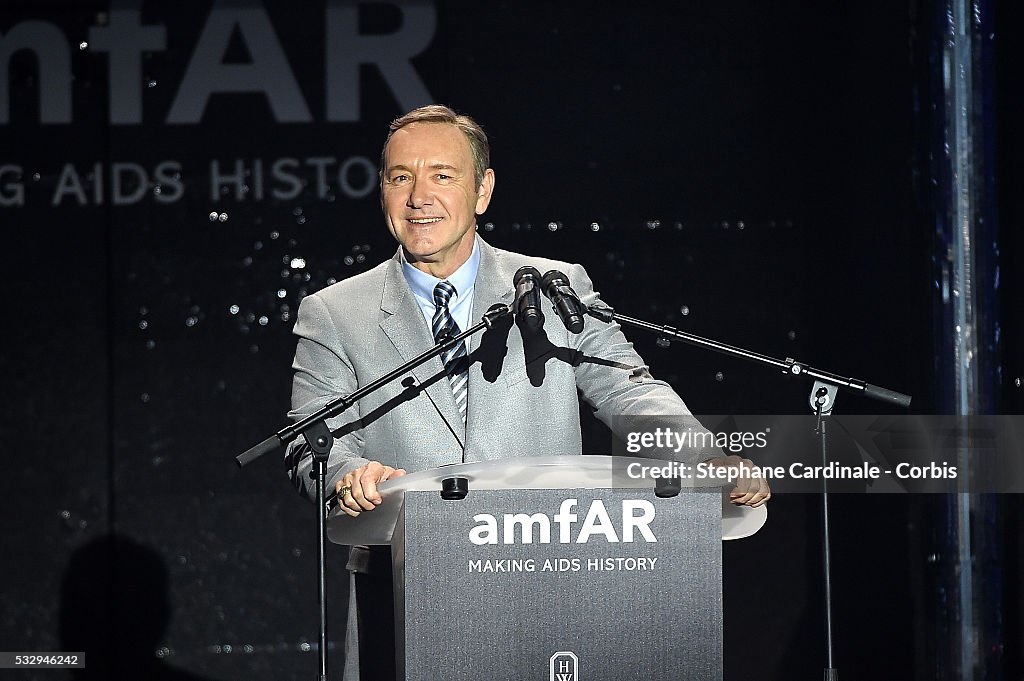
[947,1,977,675]
[933,0,1002,678]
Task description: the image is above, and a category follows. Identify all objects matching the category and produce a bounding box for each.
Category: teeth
[409,217,442,224]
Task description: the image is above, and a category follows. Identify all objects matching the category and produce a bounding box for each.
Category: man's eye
[390,175,410,184]
[436,174,451,181]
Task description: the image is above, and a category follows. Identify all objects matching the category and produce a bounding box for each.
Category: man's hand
[705,455,771,507]
[336,461,407,517]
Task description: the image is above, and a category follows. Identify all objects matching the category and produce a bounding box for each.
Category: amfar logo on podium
[469,498,658,545]
[550,651,579,681]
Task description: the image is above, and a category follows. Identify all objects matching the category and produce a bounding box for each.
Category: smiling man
[380,119,495,278]
[285,105,769,681]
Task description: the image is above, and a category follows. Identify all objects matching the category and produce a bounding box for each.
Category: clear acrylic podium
[327,455,767,681]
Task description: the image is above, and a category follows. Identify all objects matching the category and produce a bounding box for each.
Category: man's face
[381,122,495,277]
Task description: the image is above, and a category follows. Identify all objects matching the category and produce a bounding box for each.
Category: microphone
[540,270,586,333]
[513,266,545,332]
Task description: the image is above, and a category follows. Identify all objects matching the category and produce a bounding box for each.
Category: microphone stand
[586,304,911,681]
[586,307,911,410]
[234,303,511,681]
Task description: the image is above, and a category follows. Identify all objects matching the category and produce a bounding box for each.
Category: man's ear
[475,168,496,214]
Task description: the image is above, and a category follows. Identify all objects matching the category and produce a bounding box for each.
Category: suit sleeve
[567,263,710,463]
[285,293,371,502]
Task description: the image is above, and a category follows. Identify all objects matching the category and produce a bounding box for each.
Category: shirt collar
[400,235,481,304]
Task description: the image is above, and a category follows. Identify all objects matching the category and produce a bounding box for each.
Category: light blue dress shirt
[400,235,481,334]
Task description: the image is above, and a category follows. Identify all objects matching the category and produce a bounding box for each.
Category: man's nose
[407,179,432,208]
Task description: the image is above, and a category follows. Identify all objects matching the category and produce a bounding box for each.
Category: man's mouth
[407,217,443,224]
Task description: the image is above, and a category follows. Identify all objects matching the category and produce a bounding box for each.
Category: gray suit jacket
[285,236,692,500]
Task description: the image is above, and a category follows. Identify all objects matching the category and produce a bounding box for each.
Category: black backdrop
[2,1,1021,680]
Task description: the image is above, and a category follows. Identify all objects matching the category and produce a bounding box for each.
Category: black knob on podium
[440,476,469,500]
[655,477,682,498]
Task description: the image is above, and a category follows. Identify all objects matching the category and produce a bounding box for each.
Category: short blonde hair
[381,105,490,188]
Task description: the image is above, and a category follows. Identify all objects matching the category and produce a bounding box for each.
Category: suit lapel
[470,238,526,390]
[378,252,466,447]
[469,238,516,352]
[464,239,520,457]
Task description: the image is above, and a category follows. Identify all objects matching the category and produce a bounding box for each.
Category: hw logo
[549,651,579,681]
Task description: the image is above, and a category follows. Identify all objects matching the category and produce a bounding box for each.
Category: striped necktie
[432,281,469,423]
